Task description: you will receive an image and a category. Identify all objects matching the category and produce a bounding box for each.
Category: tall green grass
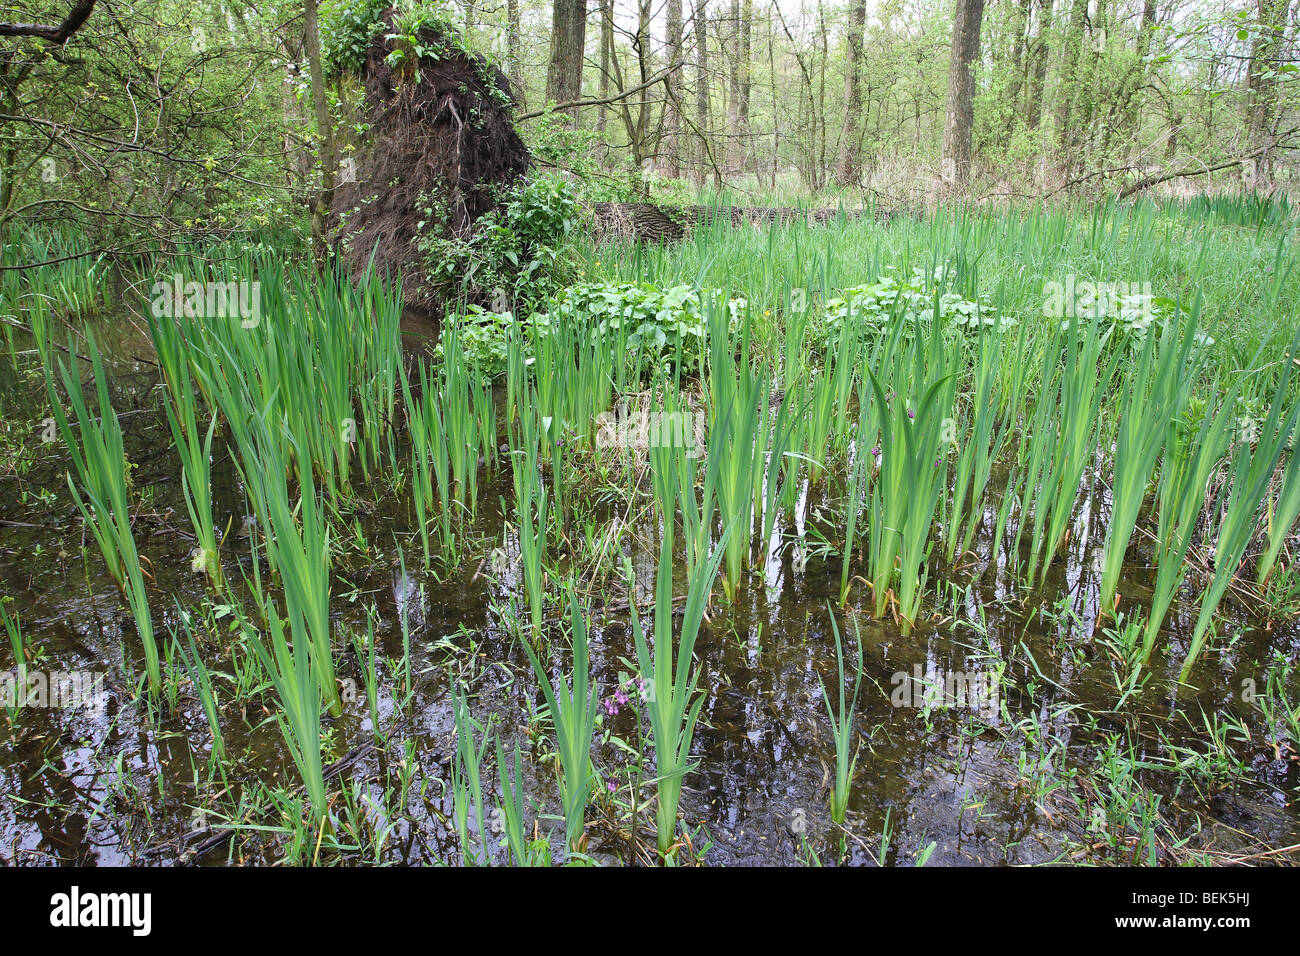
[507,332,550,634]
[818,609,863,825]
[402,361,455,563]
[518,584,598,857]
[1097,312,1200,616]
[400,321,497,566]
[2,230,109,320]
[630,442,730,858]
[943,316,1025,565]
[238,417,343,718]
[704,303,763,599]
[2,598,26,716]
[860,316,955,628]
[173,608,226,769]
[151,320,223,590]
[146,254,403,503]
[451,685,492,865]
[1139,390,1240,665]
[1016,313,1119,586]
[250,605,329,830]
[36,325,160,697]
[496,737,546,865]
[1182,353,1300,678]
[1256,435,1300,587]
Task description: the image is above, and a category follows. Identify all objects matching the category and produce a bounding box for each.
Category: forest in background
[1,0,1297,263]
[3,0,1300,873]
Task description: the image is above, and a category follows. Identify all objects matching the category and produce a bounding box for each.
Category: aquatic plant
[173,609,226,769]
[518,585,598,857]
[1097,309,1199,615]
[507,340,550,634]
[863,318,955,627]
[451,685,492,865]
[250,607,330,831]
[1139,392,1240,666]
[1019,312,1120,586]
[149,254,403,503]
[1256,439,1300,588]
[2,598,26,716]
[37,327,160,698]
[817,608,863,825]
[943,315,1026,564]
[630,449,730,858]
[402,360,456,562]
[496,737,546,866]
[704,303,763,599]
[239,419,343,718]
[1183,359,1300,679]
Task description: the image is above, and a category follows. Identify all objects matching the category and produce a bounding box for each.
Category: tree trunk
[663,0,684,176]
[940,0,985,186]
[508,0,525,111]
[1056,0,1088,151]
[597,0,612,134]
[836,0,866,185]
[815,1,828,190]
[737,0,752,171]
[1003,0,1031,131]
[625,0,653,175]
[304,0,335,268]
[768,14,778,187]
[726,0,741,172]
[546,0,587,123]
[1024,0,1051,130]
[1246,0,1291,189]
[694,0,712,184]
[1107,0,1157,162]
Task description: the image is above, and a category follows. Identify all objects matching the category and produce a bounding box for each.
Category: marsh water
[1,313,1297,866]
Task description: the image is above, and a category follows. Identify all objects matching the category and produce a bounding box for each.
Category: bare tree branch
[1117,127,1300,198]
[0,0,96,44]
[516,62,685,121]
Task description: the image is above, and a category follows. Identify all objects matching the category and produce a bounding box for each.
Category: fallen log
[588,201,891,243]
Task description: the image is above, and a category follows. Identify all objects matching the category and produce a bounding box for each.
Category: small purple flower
[607,780,617,793]
[870,446,881,458]
[603,697,619,716]
[907,408,915,419]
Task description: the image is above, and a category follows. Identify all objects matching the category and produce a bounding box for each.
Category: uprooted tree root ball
[331,11,530,311]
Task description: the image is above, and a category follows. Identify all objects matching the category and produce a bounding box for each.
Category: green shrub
[320,0,388,78]
[418,174,582,314]
[442,280,710,381]
[822,267,1006,339]
[536,281,708,378]
[436,304,521,378]
[1056,294,1215,350]
[383,2,467,80]
[523,114,644,202]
